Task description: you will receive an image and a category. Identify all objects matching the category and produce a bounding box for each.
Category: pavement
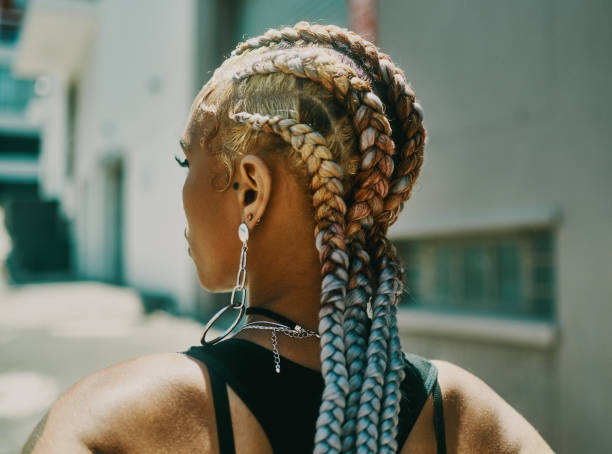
[0,279,208,454]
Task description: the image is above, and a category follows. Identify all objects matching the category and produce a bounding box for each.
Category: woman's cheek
[182,175,201,225]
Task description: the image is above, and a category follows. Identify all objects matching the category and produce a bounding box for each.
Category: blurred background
[0,0,610,452]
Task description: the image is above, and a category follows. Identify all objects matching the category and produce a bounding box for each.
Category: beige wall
[380,0,612,452]
[18,0,203,311]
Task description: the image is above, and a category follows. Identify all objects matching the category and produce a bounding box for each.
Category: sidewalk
[0,280,206,454]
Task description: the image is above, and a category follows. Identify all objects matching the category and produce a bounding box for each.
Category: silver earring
[200,222,249,345]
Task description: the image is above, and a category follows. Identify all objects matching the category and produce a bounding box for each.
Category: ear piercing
[246,213,262,225]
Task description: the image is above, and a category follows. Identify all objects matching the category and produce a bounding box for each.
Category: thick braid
[230,112,350,454]
[339,84,394,452]
[232,51,397,453]
[232,22,379,77]
[230,25,426,453]
[380,304,405,453]
[342,231,371,453]
[355,249,392,453]
[364,52,424,450]
[368,234,406,453]
[232,27,424,453]
[377,58,425,228]
[302,27,424,452]
[232,21,426,229]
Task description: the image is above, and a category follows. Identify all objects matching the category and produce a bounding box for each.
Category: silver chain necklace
[238,320,320,373]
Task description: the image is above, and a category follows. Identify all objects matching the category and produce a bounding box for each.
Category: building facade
[379,1,612,452]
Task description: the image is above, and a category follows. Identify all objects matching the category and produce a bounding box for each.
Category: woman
[23,22,554,453]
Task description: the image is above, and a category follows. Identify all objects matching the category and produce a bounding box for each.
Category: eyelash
[174,155,189,168]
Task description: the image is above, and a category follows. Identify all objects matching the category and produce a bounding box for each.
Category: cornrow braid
[232,21,426,229]
[229,112,350,454]
[232,50,399,453]
[301,25,425,451]
[232,22,381,85]
[231,25,425,453]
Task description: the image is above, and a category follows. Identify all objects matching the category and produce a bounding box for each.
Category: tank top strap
[402,351,439,392]
[399,351,447,454]
[207,363,236,454]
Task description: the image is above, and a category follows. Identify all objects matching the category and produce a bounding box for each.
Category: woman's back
[22,342,556,453]
[180,337,446,454]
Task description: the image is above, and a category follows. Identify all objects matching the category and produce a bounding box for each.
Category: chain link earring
[200,220,250,345]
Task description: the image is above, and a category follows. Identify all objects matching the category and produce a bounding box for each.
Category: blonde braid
[232,21,425,228]
[205,22,428,453]
[231,24,427,453]
[230,112,350,454]
[232,50,401,452]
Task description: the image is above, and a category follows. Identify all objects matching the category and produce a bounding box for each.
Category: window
[392,228,555,320]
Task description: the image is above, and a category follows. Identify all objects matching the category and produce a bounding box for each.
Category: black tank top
[180,338,447,454]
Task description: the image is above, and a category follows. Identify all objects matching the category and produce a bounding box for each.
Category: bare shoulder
[23,352,216,453]
[431,359,555,453]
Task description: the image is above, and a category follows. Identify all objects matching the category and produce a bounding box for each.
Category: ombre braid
[232,49,402,453]
[229,112,351,453]
[197,21,426,453]
[231,24,426,453]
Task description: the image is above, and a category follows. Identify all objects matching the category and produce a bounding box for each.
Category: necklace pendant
[275,365,280,373]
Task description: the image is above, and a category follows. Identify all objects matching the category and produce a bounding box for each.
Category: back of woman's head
[194,21,426,454]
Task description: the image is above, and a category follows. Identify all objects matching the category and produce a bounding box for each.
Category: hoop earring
[200,222,249,345]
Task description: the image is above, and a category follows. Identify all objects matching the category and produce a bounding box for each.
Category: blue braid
[341,235,373,453]
[355,258,394,453]
[378,300,406,453]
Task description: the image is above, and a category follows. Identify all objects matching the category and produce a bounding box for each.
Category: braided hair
[195,22,426,454]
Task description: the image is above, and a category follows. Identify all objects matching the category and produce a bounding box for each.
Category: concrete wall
[380,0,612,452]
[71,0,200,309]
[20,0,206,311]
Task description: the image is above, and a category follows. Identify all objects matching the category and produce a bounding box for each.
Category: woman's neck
[231,285,322,371]
[243,282,321,334]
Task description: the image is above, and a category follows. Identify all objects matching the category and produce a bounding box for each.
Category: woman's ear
[235,154,272,230]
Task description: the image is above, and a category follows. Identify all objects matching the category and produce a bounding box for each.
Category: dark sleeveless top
[180,338,447,454]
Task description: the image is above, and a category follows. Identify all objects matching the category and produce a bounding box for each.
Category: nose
[184,227,189,241]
